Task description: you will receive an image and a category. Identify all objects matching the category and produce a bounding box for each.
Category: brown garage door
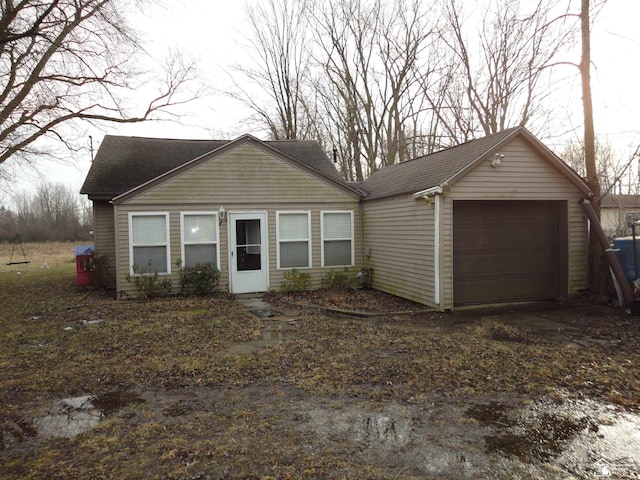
[453,200,566,306]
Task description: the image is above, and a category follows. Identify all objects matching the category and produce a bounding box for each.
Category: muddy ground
[1,269,640,479]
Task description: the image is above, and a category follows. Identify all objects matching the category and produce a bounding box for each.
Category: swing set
[6,233,30,265]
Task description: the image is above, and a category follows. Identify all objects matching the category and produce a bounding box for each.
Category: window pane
[237,246,261,271]
[236,219,261,245]
[323,213,351,239]
[246,219,261,245]
[280,241,309,268]
[184,215,216,243]
[324,240,352,266]
[133,246,167,273]
[279,213,308,240]
[185,244,217,268]
[132,215,166,244]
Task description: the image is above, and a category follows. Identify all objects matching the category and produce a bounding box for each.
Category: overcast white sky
[5,0,640,201]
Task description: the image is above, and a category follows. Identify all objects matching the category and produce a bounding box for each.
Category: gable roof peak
[81,134,351,199]
[361,126,588,200]
[361,127,523,200]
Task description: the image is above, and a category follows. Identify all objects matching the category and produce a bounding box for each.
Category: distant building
[600,194,640,239]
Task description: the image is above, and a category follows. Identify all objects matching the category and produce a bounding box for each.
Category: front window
[277,211,311,268]
[129,213,170,274]
[322,211,353,267]
[181,212,219,268]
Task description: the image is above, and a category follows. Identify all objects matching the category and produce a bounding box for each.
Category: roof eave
[85,194,115,202]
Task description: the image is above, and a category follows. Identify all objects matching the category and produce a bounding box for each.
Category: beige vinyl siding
[362,196,437,307]
[440,137,588,309]
[92,200,116,289]
[115,203,362,297]
[125,144,354,205]
[114,144,361,297]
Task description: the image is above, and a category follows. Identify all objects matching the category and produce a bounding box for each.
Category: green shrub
[281,268,311,292]
[126,263,172,299]
[320,268,355,290]
[178,261,220,295]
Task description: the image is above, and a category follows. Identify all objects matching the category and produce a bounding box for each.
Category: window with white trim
[129,213,170,274]
[181,212,219,268]
[277,211,311,268]
[322,211,353,267]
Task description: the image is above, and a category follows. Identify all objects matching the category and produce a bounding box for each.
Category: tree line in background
[0,182,92,242]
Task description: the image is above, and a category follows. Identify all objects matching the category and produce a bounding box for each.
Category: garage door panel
[456,252,556,276]
[453,200,562,305]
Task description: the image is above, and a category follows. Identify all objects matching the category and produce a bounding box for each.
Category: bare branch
[0,0,198,168]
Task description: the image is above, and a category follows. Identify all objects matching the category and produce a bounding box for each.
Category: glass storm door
[229,212,268,294]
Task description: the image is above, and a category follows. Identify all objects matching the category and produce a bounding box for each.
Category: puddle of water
[466,397,640,477]
[347,412,413,447]
[467,402,510,425]
[2,391,144,449]
[484,413,594,462]
[33,396,101,439]
[556,402,640,478]
[237,298,271,311]
[305,402,415,449]
[469,400,596,462]
[91,391,145,416]
[3,382,638,478]
[249,309,283,318]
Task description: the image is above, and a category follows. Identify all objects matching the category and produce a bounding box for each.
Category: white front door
[229,212,268,294]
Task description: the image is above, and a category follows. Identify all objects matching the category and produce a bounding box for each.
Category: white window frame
[180,211,220,270]
[276,210,312,269]
[128,212,171,275]
[321,210,354,267]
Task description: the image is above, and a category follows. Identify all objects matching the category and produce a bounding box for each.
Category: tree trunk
[580,0,604,293]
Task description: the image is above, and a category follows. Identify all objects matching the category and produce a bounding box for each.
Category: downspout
[413,186,443,308]
[581,198,634,307]
[359,200,365,270]
[434,193,441,306]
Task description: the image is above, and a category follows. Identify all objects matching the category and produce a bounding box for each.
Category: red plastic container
[75,246,95,286]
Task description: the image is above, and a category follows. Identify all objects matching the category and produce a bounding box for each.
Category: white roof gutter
[412,185,443,199]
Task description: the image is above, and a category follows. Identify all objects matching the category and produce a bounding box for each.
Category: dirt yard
[1,247,639,478]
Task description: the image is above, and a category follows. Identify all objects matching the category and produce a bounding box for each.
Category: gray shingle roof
[361,128,521,200]
[601,194,640,208]
[80,135,347,198]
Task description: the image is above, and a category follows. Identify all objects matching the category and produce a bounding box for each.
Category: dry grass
[1,243,639,478]
[0,241,82,272]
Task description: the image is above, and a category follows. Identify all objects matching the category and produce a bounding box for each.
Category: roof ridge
[400,126,521,165]
[103,135,231,142]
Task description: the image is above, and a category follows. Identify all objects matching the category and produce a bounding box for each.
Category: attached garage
[452,200,568,306]
[361,126,591,311]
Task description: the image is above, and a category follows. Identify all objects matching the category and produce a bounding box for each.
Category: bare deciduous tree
[234,0,581,183]
[229,0,317,141]
[0,0,198,167]
[561,137,630,196]
[312,0,438,179]
[425,0,574,144]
